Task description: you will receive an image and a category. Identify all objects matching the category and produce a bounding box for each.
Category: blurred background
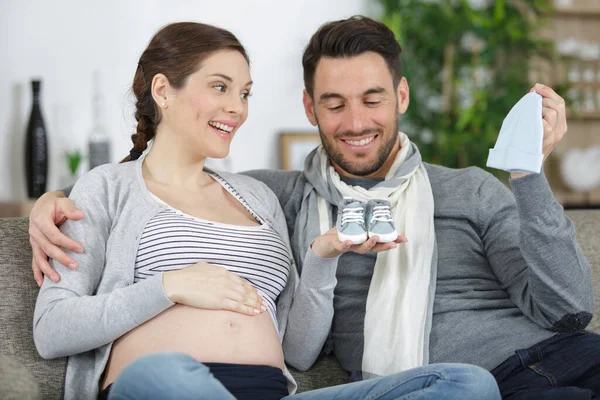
[1,0,599,217]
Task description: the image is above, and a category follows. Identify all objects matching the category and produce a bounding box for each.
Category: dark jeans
[491,331,600,399]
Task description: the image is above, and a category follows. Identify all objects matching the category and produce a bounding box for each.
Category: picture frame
[280,132,321,171]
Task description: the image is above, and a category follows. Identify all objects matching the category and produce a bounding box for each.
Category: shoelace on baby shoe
[370,205,393,224]
[341,206,365,227]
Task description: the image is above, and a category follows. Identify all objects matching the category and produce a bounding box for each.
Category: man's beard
[317,120,399,177]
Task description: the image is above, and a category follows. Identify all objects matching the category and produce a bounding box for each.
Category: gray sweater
[246,164,595,373]
[34,157,339,399]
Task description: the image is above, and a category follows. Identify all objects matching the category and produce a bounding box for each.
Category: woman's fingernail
[52,276,59,283]
[254,309,260,314]
[68,263,77,270]
[261,305,267,311]
[76,247,84,254]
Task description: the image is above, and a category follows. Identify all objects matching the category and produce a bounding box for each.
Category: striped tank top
[135,174,290,325]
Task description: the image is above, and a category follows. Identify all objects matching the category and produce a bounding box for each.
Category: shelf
[567,113,600,120]
[564,203,600,209]
[552,9,600,18]
[535,1,600,208]
[0,201,36,218]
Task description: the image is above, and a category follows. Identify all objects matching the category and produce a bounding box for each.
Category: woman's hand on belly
[163,262,267,316]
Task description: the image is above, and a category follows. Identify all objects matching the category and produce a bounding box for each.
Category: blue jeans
[491,331,600,399]
[107,352,500,400]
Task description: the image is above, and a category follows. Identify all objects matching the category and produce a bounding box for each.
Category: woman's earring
[161,101,168,109]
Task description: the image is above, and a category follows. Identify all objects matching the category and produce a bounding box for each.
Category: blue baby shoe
[366,199,398,243]
[337,198,368,245]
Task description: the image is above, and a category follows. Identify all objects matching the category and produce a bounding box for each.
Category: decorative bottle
[25,79,49,198]
[88,70,111,170]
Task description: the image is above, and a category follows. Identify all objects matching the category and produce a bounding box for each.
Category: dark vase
[25,79,48,198]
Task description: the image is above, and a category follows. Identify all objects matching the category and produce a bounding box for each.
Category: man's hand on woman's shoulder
[29,191,85,286]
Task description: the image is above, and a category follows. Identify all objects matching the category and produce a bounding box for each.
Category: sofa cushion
[0,353,41,400]
[567,210,600,333]
[0,217,65,400]
[291,356,349,392]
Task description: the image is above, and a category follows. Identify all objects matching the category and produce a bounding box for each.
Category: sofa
[1,212,599,399]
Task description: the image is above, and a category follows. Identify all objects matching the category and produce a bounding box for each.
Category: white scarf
[316,133,436,376]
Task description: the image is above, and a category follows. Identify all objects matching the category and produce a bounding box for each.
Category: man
[29,16,598,398]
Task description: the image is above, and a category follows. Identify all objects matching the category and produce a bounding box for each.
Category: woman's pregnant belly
[102,304,284,389]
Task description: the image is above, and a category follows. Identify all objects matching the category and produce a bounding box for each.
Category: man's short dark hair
[302,15,403,97]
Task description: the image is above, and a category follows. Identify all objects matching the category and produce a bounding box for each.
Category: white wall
[0,0,371,201]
